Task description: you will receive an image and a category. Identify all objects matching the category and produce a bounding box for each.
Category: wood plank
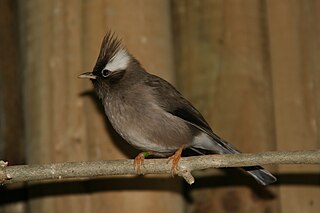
[172,0,279,212]
[20,0,91,212]
[82,1,183,212]
[21,0,182,212]
[0,0,27,212]
[0,0,25,166]
[267,0,320,212]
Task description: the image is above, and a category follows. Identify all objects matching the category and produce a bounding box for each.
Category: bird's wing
[144,74,276,185]
[144,74,214,136]
[144,74,240,154]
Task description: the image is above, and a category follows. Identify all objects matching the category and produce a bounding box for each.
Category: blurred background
[0,0,319,212]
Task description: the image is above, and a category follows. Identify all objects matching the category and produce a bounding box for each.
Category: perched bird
[79,32,277,185]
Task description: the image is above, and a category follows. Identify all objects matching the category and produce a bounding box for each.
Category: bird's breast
[103,92,193,154]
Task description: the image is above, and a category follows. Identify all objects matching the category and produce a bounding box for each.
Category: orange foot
[167,144,186,175]
[133,152,151,175]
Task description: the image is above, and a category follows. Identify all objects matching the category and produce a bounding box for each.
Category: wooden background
[0,0,319,212]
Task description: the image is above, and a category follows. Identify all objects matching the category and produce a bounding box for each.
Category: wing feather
[143,74,240,154]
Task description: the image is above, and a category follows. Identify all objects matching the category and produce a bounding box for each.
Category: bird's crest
[94,31,130,72]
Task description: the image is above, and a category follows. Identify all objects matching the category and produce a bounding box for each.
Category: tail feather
[243,166,277,185]
[212,137,277,185]
[192,133,277,185]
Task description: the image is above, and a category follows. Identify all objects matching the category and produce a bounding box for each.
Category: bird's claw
[134,152,146,175]
[167,144,185,176]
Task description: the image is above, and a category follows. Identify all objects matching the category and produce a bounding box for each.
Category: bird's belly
[105,101,192,154]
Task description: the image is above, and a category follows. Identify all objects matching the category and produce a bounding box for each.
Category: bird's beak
[78,72,97,80]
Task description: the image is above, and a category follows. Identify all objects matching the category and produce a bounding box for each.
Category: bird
[79,31,277,185]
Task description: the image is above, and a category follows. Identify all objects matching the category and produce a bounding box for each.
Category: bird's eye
[101,69,110,78]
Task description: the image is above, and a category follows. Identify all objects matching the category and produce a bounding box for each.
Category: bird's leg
[134,151,152,175]
[167,144,186,175]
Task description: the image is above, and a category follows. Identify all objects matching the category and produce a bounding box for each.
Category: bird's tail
[243,166,277,185]
[217,138,277,185]
[193,132,277,185]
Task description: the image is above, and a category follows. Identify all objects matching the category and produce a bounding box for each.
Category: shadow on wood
[1,172,319,205]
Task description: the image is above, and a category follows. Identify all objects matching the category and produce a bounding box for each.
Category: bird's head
[79,32,135,98]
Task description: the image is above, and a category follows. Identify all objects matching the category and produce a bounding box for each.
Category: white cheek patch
[104,49,130,72]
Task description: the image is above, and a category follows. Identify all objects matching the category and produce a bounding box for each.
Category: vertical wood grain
[0,1,26,212]
[19,0,183,213]
[267,0,320,212]
[6,0,319,212]
[172,0,279,212]
[82,1,183,212]
[0,0,25,166]
[20,0,91,212]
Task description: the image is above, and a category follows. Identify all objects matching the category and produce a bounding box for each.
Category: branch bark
[1,150,319,185]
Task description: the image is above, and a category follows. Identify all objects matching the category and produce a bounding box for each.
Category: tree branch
[1,150,319,185]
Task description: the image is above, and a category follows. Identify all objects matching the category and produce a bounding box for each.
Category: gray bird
[79,32,277,185]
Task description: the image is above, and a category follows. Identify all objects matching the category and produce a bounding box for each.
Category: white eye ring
[101,69,110,78]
